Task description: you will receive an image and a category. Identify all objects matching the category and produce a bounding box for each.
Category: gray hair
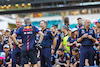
[62,25,68,30]
[24,17,31,24]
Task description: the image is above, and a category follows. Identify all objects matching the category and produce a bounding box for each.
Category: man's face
[58,50,63,57]
[84,20,91,28]
[16,20,22,28]
[74,30,78,35]
[5,31,10,36]
[51,27,56,33]
[78,19,82,25]
[96,23,100,28]
[3,48,9,52]
[72,51,77,56]
[61,27,64,33]
[40,21,46,29]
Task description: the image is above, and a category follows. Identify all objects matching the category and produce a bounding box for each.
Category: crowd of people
[0,17,100,67]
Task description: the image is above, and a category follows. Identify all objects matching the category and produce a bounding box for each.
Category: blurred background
[0,0,100,30]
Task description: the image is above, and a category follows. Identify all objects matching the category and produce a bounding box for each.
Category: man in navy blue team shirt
[9,18,22,67]
[75,17,84,30]
[56,48,70,67]
[40,20,55,67]
[12,17,44,67]
[77,19,96,67]
[51,25,62,54]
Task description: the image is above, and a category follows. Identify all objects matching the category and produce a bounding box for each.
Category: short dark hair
[41,20,48,25]
[77,17,82,20]
[52,25,57,29]
[72,47,79,52]
[58,47,65,52]
[58,29,61,32]
[64,17,69,24]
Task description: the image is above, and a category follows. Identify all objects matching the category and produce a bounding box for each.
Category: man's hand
[18,44,23,49]
[73,41,77,45]
[88,35,93,39]
[51,49,55,54]
[35,42,42,50]
[82,33,88,38]
[64,63,67,67]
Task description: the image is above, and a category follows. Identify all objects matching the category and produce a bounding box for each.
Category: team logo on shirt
[81,30,85,34]
[89,30,93,34]
[23,26,33,31]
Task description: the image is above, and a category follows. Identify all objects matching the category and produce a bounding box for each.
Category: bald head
[16,18,22,28]
[84,19,91,28]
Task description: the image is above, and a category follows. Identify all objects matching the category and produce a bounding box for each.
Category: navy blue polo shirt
[95,33,100,43]
[75,25,84,30]
[55,33,61,52]
[3,52,11,67]
[40,29,54,48]
[0,43,3,52]
[67,37,77,49]
[56,53,70,63]
[78,28,95,46]
[10,28,22,51]
[15,24,39,51]
[4,36,9,44]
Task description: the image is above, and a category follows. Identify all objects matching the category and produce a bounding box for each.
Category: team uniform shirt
[51,54,56,65]
[56,53,70,67]
[70,56,79,67]
[40,29,54,48]
[54,33,62,52]
[3,52,11,67]
[67,37,77,50]
[78,28,95,46]
[75,25,84,30]
[95,33,100,59]
[10,28,22,51]
[0,43,3,52]
[4,36,9,44]
[95,33,100,43]
[67,37,77,57]
[15,24,39,51]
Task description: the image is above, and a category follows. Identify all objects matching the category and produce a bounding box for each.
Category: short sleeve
[66,53,70,60]
[70,57,74,63]
[48,31,54,39]
[56,54,59,59]
[34,26,39,33]
[78,29,82,38]
[93,30,96,38]
[10,30,14,35]
[15,27,21,35]
[67,37,71,42]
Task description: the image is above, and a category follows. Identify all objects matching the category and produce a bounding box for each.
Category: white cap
[0,52,6,59]
[0,32,2,35]
[3,45,10,48]
[72,28,78,32]
[6,28,10,32]
[68,28,71,31]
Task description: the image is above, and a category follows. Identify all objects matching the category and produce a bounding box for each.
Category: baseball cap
[68,28,72,31]
[6,28,10,32]
[0,32,2,35]
[72,28,78,32]
[93,25,96,27]
[98,19,100,23]
[93,21,98,23]
[0,52,6,59]
[3,45,10,48]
